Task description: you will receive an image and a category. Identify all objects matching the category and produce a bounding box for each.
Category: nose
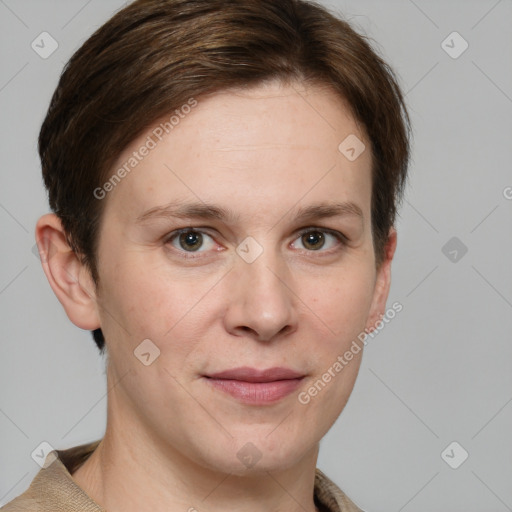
[223,248,298,342]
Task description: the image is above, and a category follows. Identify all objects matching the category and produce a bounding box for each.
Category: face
[87,80,393,474]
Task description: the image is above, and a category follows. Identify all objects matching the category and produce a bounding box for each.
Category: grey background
[1,1,511,510]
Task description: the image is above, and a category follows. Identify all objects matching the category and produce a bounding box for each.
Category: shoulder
[1,496,39,512]
[1,440,103,512]
[315,468,366,512]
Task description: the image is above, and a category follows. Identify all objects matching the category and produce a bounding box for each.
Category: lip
[206,366,304,382]
[203,366,305,404]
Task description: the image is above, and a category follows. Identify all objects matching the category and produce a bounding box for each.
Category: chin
[202,431,313,476]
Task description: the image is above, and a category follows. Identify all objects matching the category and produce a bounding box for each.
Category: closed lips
[204,366,305,382]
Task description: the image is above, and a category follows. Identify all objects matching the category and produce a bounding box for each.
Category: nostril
[278,325,292,336]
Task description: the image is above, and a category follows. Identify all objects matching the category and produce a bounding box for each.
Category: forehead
[102,81,372,223]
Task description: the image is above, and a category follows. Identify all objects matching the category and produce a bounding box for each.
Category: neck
[72,381,321,512]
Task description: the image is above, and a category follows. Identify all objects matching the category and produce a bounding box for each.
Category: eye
[291,228,346,252]
[166,228,217,254]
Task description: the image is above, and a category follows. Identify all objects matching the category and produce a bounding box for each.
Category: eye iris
[179,231,203,251]
[303,231,325,250]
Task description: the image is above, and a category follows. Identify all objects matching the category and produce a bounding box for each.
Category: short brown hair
[38,0,411,353]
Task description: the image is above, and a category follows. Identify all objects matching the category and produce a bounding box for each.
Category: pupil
[180,231,202,251]
[303,232,324,250]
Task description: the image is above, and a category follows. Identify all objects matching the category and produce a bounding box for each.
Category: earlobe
[365,228,397,332]
[35,213,101,331]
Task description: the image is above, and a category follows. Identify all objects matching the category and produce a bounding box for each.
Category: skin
[36,79,397,512]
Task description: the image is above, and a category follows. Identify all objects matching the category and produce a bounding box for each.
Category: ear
[365,227,397,332]
[35,213,101,331]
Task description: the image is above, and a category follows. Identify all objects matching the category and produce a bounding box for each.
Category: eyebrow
[135,200,364,225]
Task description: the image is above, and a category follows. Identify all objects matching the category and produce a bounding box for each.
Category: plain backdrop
[1,1,511,511]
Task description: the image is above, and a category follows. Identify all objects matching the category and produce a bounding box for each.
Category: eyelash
[164,227,348,260]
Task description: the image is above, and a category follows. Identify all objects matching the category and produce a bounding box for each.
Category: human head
[37,0,410,353]
[35,0,413,482]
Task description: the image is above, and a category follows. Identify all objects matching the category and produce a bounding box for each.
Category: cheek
[94,252,157,344]
[98,255,218,359]
[297,272,373,426]
[305,266,375,342]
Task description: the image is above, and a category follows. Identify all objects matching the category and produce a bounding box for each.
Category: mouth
[203,366,306,404]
